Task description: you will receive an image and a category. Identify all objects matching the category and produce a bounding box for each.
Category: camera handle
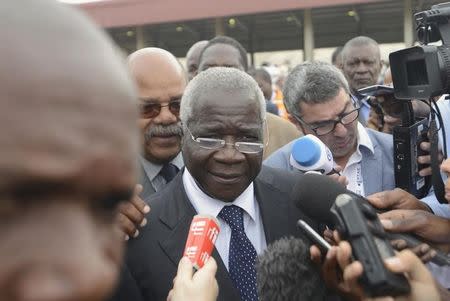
[429,113,448,204]
[400,101,415,127]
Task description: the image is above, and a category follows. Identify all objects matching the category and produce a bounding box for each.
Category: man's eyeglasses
[293,108,360,136]
[185,127,264,154]
[139,101,181,119]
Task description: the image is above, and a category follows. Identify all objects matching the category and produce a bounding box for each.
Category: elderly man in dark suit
[128,48,186,201]
[116,67,319,301]
[117,49,186,241]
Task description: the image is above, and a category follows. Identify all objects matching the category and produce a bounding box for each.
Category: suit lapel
[362,140,382,196]
[254,177,290,245]
[138,163,156,200]
[158,173,240,301]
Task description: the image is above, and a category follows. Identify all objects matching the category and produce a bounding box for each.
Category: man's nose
[4,203,121,301]
[333,122,348,137]
[9,244,118,301]
[214,141,246,163]
[12,266,85,301]
[355,62,368,73]
[153,105,178,125]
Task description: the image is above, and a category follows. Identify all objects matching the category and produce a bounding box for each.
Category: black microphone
[291,173,450,266]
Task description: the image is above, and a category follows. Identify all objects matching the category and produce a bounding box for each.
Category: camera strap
[429,115,447,203]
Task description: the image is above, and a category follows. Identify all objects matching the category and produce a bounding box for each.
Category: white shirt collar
[182,168,257,222]
[356,122,374,155]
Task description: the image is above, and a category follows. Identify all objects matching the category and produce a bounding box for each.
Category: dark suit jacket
[112,166,319,301]
[139,163,156,201]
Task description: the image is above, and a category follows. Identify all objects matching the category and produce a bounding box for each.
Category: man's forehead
[346,44,379,59]
[301,97,352,122]
[202,44,241,62]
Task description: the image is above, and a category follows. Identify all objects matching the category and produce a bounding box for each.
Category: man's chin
[143,148,180,164]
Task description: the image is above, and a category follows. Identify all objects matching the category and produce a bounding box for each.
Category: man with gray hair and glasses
[264,61,395,196]
[116,67,320,301]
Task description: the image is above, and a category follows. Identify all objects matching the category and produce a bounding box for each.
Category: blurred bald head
[185,40,208,80]
[1,0,139,190]
[128,48,186,165]
[0,1,138,301]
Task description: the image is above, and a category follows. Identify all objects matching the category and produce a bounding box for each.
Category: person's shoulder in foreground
[263,139,297,172]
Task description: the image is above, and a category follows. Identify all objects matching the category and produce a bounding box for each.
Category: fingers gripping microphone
[289,135,335,174]
[183,215,220,270]
[292,174,450,266]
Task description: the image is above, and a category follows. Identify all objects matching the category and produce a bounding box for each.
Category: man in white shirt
[264,61,395,196]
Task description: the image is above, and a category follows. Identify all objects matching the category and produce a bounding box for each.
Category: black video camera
[331,193,411,297]
[390,2,450,203]
[390,2,450,100]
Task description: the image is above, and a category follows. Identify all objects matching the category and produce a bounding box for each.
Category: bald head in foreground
[0,1,139,300]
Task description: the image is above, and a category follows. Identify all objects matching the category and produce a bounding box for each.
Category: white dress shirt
[341,122,374,196]
[182,168,267,270]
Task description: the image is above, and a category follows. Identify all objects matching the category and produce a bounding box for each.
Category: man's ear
[287,114,305,134]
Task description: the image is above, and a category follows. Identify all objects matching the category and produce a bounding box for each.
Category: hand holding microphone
[167,215,220,301]
[167,257,218,301]
[290,135,348,187]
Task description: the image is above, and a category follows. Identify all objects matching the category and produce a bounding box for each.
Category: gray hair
[283,61,350,116]
[180,67,266,125]
[342,36,380,62]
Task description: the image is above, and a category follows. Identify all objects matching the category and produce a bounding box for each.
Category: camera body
[358,85,432,198]
[331,193,411,297]
[390,2,450,100]
[393,118,431,198]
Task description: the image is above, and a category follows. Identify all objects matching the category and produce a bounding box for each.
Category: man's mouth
[334,137,351,148]
[209,171,242,184]
[355,78,371,84]
[151,135,179,145]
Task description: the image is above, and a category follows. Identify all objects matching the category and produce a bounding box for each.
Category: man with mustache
[127,48,186,201]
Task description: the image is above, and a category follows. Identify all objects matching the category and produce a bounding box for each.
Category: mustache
[144,122,183,141]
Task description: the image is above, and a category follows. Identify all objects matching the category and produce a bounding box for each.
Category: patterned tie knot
[160,163,179,183]
[218,205,244,232]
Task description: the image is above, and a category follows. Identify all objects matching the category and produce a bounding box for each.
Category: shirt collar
[182,168,257,222]
[352,92,371,109]
[356,122,374,154]
[139,152,184,182]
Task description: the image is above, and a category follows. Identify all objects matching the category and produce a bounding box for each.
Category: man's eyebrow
[310,101,352,124]
[139,97,158,103]
[197,124,260,133]
[139,95,182,103]
[169,95,183,102]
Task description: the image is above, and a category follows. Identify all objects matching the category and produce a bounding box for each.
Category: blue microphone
[289,135,336,174]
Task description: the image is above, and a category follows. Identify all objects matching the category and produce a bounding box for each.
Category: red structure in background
[76,0,383,28]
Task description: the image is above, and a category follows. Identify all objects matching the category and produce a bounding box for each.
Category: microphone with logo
[183,215,220,270]
[289,135,336,175]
